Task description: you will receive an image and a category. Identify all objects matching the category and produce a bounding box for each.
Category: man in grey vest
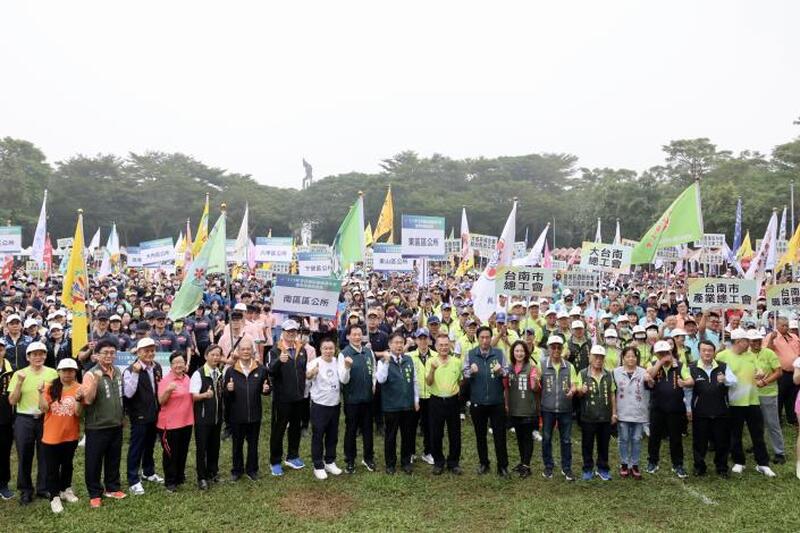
[538,335,578,481]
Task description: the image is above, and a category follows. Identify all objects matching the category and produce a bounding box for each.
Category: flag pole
[78,209,94,349]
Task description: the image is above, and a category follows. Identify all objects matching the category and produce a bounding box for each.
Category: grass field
[1,402,798,533]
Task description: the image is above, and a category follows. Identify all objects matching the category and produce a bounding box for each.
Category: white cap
[49,323,63,332]
[109,314,122,322]
[603,328,618,338]
[616,315,630,323]
[539,298,550,305]
[233,303,248,312]
[547,335,565,346]
[670,328,687,337]
[746,329,764,340]
[282,319,300,331]
[569,306,582,316]
[23,318,38,329]
[545,309,557,316]
[730,328,748,341]
[53,309,66,318]
[556,311,569,320]
[5,314,21,324]
[790,320,799,330]
[590,345,606,356]
[562,289,572,297]
[26,341,47,355]
[632,325,646,335]
[653,340,672,353]
[57,358,78,371]
[571,320,585,330]
[134,337,156,352]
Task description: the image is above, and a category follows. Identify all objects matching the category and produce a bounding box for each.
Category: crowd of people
[1,266,799,515]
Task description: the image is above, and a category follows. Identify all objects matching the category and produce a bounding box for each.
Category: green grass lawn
[1,402,798,532]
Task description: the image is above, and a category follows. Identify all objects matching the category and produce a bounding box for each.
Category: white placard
[401,215,445,257]
[272,275,342,318]
[255,237,293,263]
[139,238,174,266]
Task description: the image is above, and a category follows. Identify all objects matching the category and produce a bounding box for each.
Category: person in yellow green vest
[439,304,458,338]
[747,329,785,464]
[509,302,526,329]
[602,329,621,371]
[555,312,572,343]
[508,314,523,340]
[426,334,463,475]
[615,315,633,345]
[576,345,616,481]
[408,328,437,466]
[426,316,443,345]
[714,329,776,477]
[419,296,437,328]
[541,309,559,345]
[491,313,518,365]
[521,301,545,345]
[627,326,650,362]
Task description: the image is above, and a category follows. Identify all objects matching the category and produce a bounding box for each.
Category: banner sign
[114,351,171,371]
[265,262,291,274]
[513,241,527,259]
[139,238,174,266]
[254,269,274,283]
[225,239,238,263]
[373,244,414,272]
[562,270,600,290]
[471,234,499,257]
[255,237,293,263]
[656,247,681,261]
[756,239,788,256]
[297,252,332,277]
[687,278,757,310]
[445,239,460,256]
[125,246,142,267]
[551,260,567,271]
[579,242,631,273]
[699,249,725,266]
[0,226,22,253]
[620,238,639,248]
[272,275,342,318]
[495,267,553,297]
[57,237,74,249]
[765,283,800,311]
[694,233,727,249]
[401,215,445,257]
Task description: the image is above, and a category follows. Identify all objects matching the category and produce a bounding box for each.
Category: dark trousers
[429,396,461,468]
[310,403,340,469]
[581,421,611,472]
[85,426,123,499]
[43,440,78,496]
[126,421,157,486]
[0,422,14,489]
[692,416,729,474]
[541,411,572,471]
[470,404,508,469]
[383,410,416,468]
[195,423,222,482]
[778,370,799,425]
[270,400,304,465]
[729,405,770,466]
[648,409,684,468]
[344,402,374,463]
[511,417,535,467]
[373,384,384,432]
[301,397,311,430]
[160,425,192,486]
[231,421,260,476]
[14,415,46,497]
[413,398,431,456]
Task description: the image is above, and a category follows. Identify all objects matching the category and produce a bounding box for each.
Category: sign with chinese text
[401,215,445,257]
[495,267,553,297]
[693,233,727,249]
[255,237,293,263]
[125,246,142,267]
[297,252,332,277]
[0,226,22,253]
[373,244,413,272]
[139,238,174,266]
[470,234,498,257]
[687,278,757,310]
[562,270,600,290]
[57,237,74,249]
[272,275,342,318]
[579,242,631,273]
[765,283,800,311]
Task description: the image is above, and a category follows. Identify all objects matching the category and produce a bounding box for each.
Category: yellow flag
[61,212,88,357]
[372,186,394,243]
[365,222,374,247]
[737,230,754,261]
[778,224,800,268]
[192,194,210,256]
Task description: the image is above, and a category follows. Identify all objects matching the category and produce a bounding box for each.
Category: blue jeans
[618,421,644,467]
[127,422,157,486]
[541,411,572,471]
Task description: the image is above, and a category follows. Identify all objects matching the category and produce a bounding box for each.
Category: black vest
[568,338,592,372]
[193,366,224,426]
[689,362,729,418]
[650,362,686,414]
[124,362,162,424]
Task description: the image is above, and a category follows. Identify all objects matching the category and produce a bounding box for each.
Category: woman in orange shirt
[38,358,83,514]
[157,351,195,492]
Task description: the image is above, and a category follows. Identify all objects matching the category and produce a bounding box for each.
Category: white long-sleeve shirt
[375,354,419,405]
[306,357,341,406]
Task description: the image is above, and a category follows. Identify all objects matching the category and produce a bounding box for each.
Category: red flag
[1,256,13,283]
[43,234,53,274]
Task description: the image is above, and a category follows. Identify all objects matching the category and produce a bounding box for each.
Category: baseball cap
[571,320,585,330]
[603,329,618,338]
[234,303,248,312]
[26,341,47,355]
[545,309,557,316]
[730,328,748,341]
[590,345,606,357]
[49,323,63,332]
[109,314,122,322]
[653,340,672,353]
[670,328,687,337]
[414,327,430,338]
[23,318,38,329]
[746,329,764,341]
[790,320,799,329]
[135,338,156,352]
[57,358,79,371]
[556,311,569,320]
[547,335,564,346]
[282,319,300,331]
[495,312,507,324]
[5,314,21,324]
[632,325,646,335]
[427,315,440,325]
[466,319,478,327]
[569,306,582,316]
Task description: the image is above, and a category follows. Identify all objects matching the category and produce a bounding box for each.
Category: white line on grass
[680,482,717,506]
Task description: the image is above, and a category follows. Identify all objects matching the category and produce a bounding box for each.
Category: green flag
[168,212,227,320]
[332,196,365,274]
[631,182,703,264]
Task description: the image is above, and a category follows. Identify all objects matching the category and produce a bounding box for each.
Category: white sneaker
[313,468,328,480]
[731,464,745,474]
[795,461,800,480]
[60,487,79,503]
[50,496,63,514]
[129,482,145,496]
[489,428,493,435]
[78,434,86,447]
[460,413,466,420]
[324,463,342,476]
[533,430,543,442]
[756,465,777,478]
[410,454,417,463]
[510,427,516,434]
[420,454,434,465]
[145,474,164,483]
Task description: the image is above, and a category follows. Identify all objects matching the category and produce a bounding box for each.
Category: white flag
[745,211,778,279]
[235,203,250,265]
[98,224,120,279]
[88,228,101,250]
[594,218,602,243]
[459,207,472,263]
[31,190,47,264]
[514,223,550,266]
[613,219,621,246]
[779,206,787,242]
[473,200,516,322]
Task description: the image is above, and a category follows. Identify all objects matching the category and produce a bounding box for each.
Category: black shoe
[165,484,177,493]
[477,464,491,475]
[562,470,575,481]
[20,493,32,506]
[345,462,356,475]
[362,459,376,472]
[512,463,523,473]
[773,454,786,465]
[542,467,554,479]
[432,466,444,476]
[375,426,384,437]
[519,466,531,479]
[231,473,242,482]
[211,475,220,484]
[498,467,510,478]
[694,469,707,477]
[402,464,413,475]
[222,427,232,441]
[386,466,396,475]
[717,471,730,479]
[247,473,258,481]
[198,480,209,490]
[36,491,50,500]
[449,466,463,476]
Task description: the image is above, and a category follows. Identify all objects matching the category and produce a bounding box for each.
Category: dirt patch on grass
[278,488,357,521]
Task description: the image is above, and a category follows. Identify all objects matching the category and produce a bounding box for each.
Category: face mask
[606,338,618,347]
[646,330,658,340]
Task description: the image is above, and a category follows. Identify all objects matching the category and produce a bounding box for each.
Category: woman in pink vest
[157,351,194,492]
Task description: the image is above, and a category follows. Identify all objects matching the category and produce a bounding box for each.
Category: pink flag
[543,240,552,268]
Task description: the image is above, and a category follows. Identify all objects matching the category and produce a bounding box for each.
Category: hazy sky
[2,1,798,188]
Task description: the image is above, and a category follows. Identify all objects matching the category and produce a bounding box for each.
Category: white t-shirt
[307,357,340,406]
